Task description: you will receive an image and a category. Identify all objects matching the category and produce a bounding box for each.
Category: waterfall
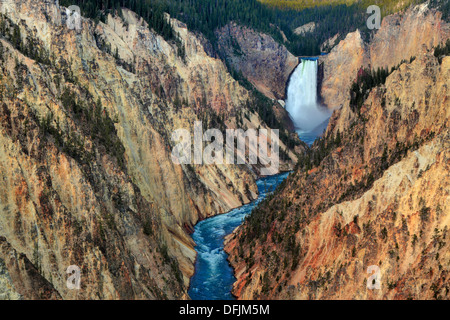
[285,59,331,141]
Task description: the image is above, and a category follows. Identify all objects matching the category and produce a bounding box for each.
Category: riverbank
[188,172,291,300]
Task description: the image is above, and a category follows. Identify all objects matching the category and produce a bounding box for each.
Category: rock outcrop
[226,47,449,299]
[320,3,450,111]
[293,22,316,35]
[0,0,297,299]
[216,22,299,100]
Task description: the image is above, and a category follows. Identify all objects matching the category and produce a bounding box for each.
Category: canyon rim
[0,0,448,305]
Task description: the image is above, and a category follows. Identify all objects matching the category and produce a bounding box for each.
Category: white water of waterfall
[285,59,331,143]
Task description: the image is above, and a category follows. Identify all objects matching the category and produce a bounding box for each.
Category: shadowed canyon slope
[0,0,448,302]
[0,0,298,299]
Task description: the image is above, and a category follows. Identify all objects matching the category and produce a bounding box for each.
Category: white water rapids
[285,59,331,142]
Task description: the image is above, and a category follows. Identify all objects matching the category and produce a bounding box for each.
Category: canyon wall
[216,22,299,100]
[320,3,449,113]
[0,0,297,299]
[226,45,449,299]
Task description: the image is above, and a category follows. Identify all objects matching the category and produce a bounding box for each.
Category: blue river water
[295,118,330,146]
[188,171,291,300]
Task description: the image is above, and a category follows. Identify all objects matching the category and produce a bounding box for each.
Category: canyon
[225,3,449,300]
[0,0,298,299]
[0,0,448,301]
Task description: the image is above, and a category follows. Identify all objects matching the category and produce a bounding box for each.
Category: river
[188,57,330,299]
[188,171,291,300]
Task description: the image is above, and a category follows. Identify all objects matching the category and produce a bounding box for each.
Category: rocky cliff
[0,0,297,299]
[226,44,449,299]
[216,22,299,100]
[320,3,449,112]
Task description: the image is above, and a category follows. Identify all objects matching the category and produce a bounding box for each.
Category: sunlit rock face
[226,49,450,300]
[216,22,299,100]
[0,0,298,299]
[320,3,449,112]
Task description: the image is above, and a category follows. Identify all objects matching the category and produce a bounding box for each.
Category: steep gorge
[226,4,450,300]
[320,3,449,112]
[0,0,298,299]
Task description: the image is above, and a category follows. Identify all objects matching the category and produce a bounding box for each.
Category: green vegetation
[429,0,450,22]
[259,0,424,14]
[60,0,185,58]
[349,57,417,113]
[60,0,370,57]
[165,0,368,56]
[38,87,126,170]
[260,0,355,10]
[66,0,442,56]
[33,242,42,275]
[434,38,450,64]
[0,14,53,65]
[158,244,184,285]
[164,0,429,56]
[420,203,431,222]
[60,0,176,41]
[294,128,342,171]
[350,67,390,113]
[38,110,89,164]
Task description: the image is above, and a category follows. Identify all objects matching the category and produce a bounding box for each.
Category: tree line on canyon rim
[60,0,442,59]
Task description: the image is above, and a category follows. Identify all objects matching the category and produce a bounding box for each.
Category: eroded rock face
[0,237,60,300]
[319,31,367,111]
[226,52,449,300]
[293,22,316,36]
[320,3,450,111]
[216,22,298,100]
[0,0,297,299]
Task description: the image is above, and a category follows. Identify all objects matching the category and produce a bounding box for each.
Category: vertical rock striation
[0,0,297,299]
